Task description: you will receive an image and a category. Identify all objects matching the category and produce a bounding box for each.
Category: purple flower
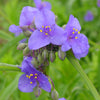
[61,15,90,59]
[59,98,66,100]
[28,9,65,50]
[18,57,51,92]
[84,11,94,22]
[9,25,26,43]
[34,0,51,10]
[97,0,100,7]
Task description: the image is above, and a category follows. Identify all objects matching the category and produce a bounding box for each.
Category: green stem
[66,50,100,100]
[0,63,21,71]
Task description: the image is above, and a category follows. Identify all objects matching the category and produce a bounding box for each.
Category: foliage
[0,0,100,100]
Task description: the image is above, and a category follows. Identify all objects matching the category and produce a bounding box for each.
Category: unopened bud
[42,49,48,60]
[37,54,44,65]
[20,25,28,31]
[23,47,30,56]
[62,25,66,29]
[51,89,59,100]
[50,51,56,62]
[34,86,41,97]
[58,49,66,60]
[31,58,39,68]
[17,43,27,50]
[55,15,58,22]
[23,31,32,37]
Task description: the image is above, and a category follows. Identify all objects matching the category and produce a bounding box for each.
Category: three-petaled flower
[61,15,90,59]
[18,57,51,92]
[28,9,65,50]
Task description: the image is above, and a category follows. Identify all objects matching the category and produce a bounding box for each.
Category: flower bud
[20,25,28,31]
[51,89,59,100]
[23,46,30,56]
[23,31,32,37]
[42,49,48,60]
[55,15,58,22]
[34,86,41,97]
[58,49,66,60]
[50,51,56,62]
[37,54,44,65]
[62,25,66,29]
[17,43,27,50]
[31,58,39,68]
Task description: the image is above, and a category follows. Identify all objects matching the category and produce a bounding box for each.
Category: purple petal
[61,41,71,51]
[9,25,23,36]
[59,98,66,100]
[18,74,37,92]
[28,30,50,50]
[42,2,51,10]
[50,25,66,45]
[65,15,81,31]
[34,0,41,8]
[71,34,90,59]
[35,9,55,29]
[19,38,27,43]
[38,72,51,92]
[19,6,39,26]
[21,57,34,73]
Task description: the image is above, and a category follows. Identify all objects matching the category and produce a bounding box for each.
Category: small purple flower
[84,11,94,22]
[59,98,66,100]
[28,9,65,50]
[34,0,51,10]
[18,57,51,92]
[97,0,100,7]
[9,25,26,43]
[61,15,90,59]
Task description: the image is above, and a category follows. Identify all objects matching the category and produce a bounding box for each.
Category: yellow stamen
[75,37,78,39]
[73,28,75,30]
[26,75,29,78]
[49,29,51,32]
[30,82,32,84]
[72,32,74,34]
[45,33,48,35]
[78,31,80,34]
[45,26,48,28]
[29,76,30,79]
[76,29,78,31]
[35,76,37,79]
[42,26,44,28]
[48,26,50,28]
[35,73,38,75]
[40,30,42,32]
[30,74,33,76]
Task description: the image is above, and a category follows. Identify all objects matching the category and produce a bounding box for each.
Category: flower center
[40,26,51,36]
[69,28,80,40]
[26,73,38,84]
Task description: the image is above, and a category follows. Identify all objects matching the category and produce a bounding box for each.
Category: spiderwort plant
[6,0,98,99]
[61,15,90,59]
[18,57,51,93]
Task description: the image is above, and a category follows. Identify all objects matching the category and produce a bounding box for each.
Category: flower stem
[0,63,21,71]
[66,50,100,100]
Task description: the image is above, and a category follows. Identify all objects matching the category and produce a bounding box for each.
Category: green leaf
[0,34,25,58]
[0,30,13,40]
[0,73,22,100]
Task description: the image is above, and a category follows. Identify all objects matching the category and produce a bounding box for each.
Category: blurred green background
[0,0,100,100]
